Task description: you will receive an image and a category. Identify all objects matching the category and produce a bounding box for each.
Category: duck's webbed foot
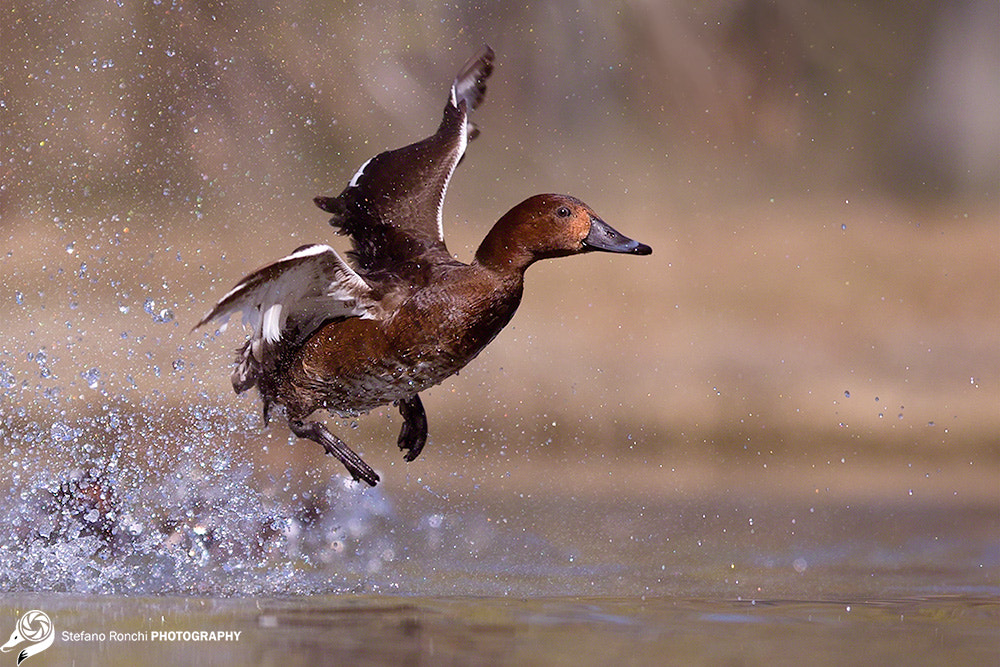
[289,419,380,486]
[396,394,428,462]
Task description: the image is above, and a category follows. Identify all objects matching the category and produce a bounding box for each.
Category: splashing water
[0,401,405,596]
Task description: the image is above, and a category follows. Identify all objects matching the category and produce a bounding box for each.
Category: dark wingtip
[452,45,495,111]
[315,195,348,230]
[314,195,338,213]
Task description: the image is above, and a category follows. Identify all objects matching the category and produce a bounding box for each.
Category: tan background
[2,0,997,499]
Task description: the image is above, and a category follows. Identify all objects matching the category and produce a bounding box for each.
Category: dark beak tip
[581,217,651,256]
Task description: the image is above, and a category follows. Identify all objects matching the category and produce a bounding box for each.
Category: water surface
[1,438,996,664]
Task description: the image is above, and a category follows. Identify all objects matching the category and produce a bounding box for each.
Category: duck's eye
[556,206,571,218]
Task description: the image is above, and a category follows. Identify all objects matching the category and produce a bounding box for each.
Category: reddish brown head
[474,194,651,274]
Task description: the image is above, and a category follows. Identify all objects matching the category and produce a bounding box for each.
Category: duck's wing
[194,244,376,392]
[314,46,495,274]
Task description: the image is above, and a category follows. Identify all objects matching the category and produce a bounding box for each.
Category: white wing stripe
[435,106,467,241]
[349,157,373,188]
[262,303,283,343]
[196,245,375,349]
[286,244,335,260]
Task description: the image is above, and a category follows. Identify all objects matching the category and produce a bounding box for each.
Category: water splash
[143,298,175,324]
[0,402,400,596]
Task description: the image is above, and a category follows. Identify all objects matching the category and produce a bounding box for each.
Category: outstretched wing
[314,45,495,274]
[195,244,376,392]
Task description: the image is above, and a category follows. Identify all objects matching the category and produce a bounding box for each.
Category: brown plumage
[196,47,651,486]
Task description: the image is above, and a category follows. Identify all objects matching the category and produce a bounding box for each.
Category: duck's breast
[285,264,523,417]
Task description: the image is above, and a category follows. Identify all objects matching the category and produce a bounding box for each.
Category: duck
[196,46,651,486]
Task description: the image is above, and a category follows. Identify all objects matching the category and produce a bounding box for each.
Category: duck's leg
[396,394,428,462]
[288,419,380,486]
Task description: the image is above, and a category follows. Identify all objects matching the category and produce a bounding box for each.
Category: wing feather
[195,243,374,347]
[313,46,495,274]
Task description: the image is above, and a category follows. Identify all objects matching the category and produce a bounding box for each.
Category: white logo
[1,611,53,665]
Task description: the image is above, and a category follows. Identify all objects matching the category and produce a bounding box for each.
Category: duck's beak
[583,217,652,255]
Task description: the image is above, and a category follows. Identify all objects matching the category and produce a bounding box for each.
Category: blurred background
[0,0,997,597]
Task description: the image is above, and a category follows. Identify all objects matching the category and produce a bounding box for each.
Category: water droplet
[144,298,175,323]
[0,363,15,389]
[50,421,77,441]
[80,367,101,389]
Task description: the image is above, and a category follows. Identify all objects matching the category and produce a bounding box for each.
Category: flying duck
[196,47,651,486]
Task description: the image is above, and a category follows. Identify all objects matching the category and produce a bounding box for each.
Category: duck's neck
[473,216,534,276]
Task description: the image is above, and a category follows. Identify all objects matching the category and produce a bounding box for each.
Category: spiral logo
[1,610,54,665]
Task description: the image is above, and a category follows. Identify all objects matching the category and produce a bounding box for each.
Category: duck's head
[475,194,651,272]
